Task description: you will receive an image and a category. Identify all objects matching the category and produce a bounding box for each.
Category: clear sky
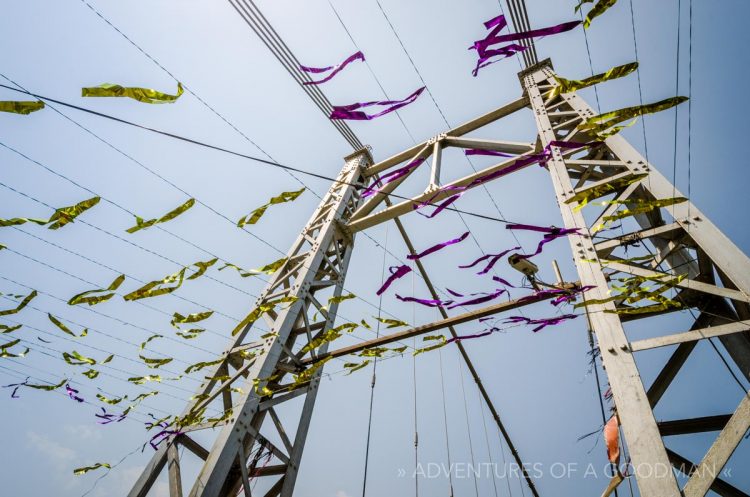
[1,1,749,496]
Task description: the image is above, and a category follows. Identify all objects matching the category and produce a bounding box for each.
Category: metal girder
[128,149,372,497]
[521,60,750,497]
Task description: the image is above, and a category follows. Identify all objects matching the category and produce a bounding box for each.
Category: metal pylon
[128,59,750,497]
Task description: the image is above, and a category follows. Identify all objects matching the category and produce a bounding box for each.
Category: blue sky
[1,1,749,496]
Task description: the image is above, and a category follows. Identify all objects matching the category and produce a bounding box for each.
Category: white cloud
[336,491,351,497]
[27,430,76,468]
[64,424,103,442]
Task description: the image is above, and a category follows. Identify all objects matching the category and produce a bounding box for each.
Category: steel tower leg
[127,149,372,497]
[521,60,750,497]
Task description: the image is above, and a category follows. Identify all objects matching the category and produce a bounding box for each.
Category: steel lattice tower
[128,60,750,497]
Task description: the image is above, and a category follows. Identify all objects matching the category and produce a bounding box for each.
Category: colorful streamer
[580,97,688,138]
[0,290,37,316]
[126,198,195,234]
[575,0,619,29]
[237,189,306,228]
[48,314,87,338]
[3,378,66,397]
[344,361,371,375]
[138,334,173,369]
[374,317,409,328]
[459,246,520,275]
[548,62,637,100]
[63,350,113,366]
[219,256,288,278]
[0,339,29,358]
[184,357,223,375]
[506,223,581,260]
[171,310,213,327]
[300,51,365,85]
[361,157,426,198]
[592,197,688,232]
[330,87,425,120]
[123,268,185,301]
[568,174,648,211]
[408,232,469,261]
[73,463,111,475]
[0,324,22,334]
[188,258,218,280]
[230,296,298,336]
[503,314,578,332]
[82,82,184,104]
[376,265,412,296]
[0,100,45,115]
[82,369,100,379]
[68,275,125,306]
[66,384,85,403]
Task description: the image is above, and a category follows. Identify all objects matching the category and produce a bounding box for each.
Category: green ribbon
[82,82,184,104]
[237,188,306,228]
[68,275,125,306]
[0,100,45,115]
[549,62,637,100]
[0,290,37,316]
[581,97,689,138]
[126,198,195,234]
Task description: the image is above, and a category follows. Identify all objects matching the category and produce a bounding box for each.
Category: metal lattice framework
[129,60,750,497]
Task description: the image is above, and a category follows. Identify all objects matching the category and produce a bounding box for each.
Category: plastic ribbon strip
[581,97,689,139]
[128,375,164,385]
[126,198,195,233]
[237,189,306,228]
[82,82,184,104]
[413,335,449,356]
[344,360,371,375]
[188,258,218,280]
[413,141,592,218]
[1,196,100,230]
[548,62,638,100]
[0,100,45,114]
[48,314,87,338]
[575,0,619,29]
[506,223,581,259]
[361,157,426,198]
[95,407,127,425]
[459,246,520,275]
[63,350,113,366]
[171,310,213,327]
[0,290,37,316]
[300,51,365,85]
[469,14,580,76]
[464,149,516,157]
[3,377,65,397]
[96,393,125,405]
[503,314,578,332]
[0,338,29,358]
[219,256,288,278]
[0,216,47,228]
[0,324,22,334]
[139,334,173,369]
[591,197,688,232]
[407,232,470,261]
[82,369,100,379]
[184,357,223,375]
[230,296,298,336]
[73,463,111,475]
[396,295,452,308]
[291,356,333,388]
[300,322,358,354]
[330,87,426,120]
[376,265,412,296]
[568,174,648,211]
[124,268,185,301]
[549,285,597,306]
[68,275,125,306]
[374,317,409,328]
[446,288,508,309]
[66,384,84,403]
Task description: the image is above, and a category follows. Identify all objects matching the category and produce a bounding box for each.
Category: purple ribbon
[376,265,412,296]
[330,87,426,121]
[506,223,581,259]
[464,149,517,158]
[550,285,596,306]
[96,407,126,425]
[459,246,520,275]
[504,313,578,332]
[2,378,28,398]
[472,44,528,76]
[408,232,470,261]
[148,428,183,451]
[362,157,426,198]
[447,288,507,309]
[300,51,365,85]
[412,141,589,220]
[66,384,84,403]
[396,295,452,308]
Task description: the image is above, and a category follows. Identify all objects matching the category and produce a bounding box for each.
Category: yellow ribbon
[171,311,213,326]
[63,350,113,366]
[124,268,186,301]
[82,82,184,104]
[127,375,163,385]
[138,334,173,368]
[188,258,218,280]
[96,393,125,405]
[0,324,22,334]
[47,196,101,230]
[231,296,299,336]
[237,188,306,228]
[344,361,371,375]
[300,322,358,354]
[0,290,37,316]
[549,62,637,100]
[82,369,100,379]
[575,0,618,29]
[184,357,223,375]
[0,100,45,115]
[592,197,688,232]
[48,314,88,338]
[581,97,689,139]
[413,335,448,356]
[219,256,288,278]
[68,275,125,306]
[374,317,409,329]
[126,198,195,234]
[292,356,332,387]
[24,378,67,391]
[0,338,29,357]
[73,463,111,475]
[568,174,647,210]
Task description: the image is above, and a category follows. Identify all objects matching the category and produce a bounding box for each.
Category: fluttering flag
[73,463,111,475]
[459,246,520,275]
[237,189,306,228]
[0,101,45,115]
[575,0,619,29]
[506,223,581,260]
[330,87,426,121]
[361,157,426,198]
[219,256,288,278]
[469,14,580,76]
[408,232,470,261]
[126,198,195,233]
[376,265,412,296]
[548,62,638,100]
[68,275,125,306]
[580,97,689,139]
[300,51,365,85]
[0,290,37,316]
[63,350,113,366]
[124,268,185,301]
[503,314,578,332]
[82,82,184,104]
[48,314,87,338]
